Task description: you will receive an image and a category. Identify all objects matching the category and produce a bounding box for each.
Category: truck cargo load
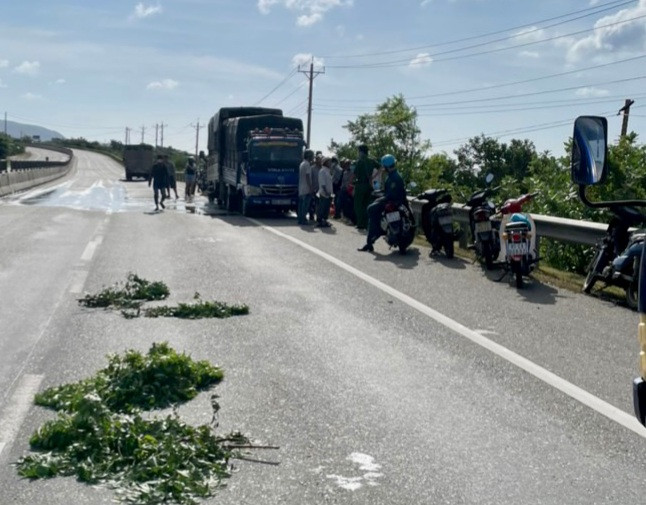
[123,144,154,181]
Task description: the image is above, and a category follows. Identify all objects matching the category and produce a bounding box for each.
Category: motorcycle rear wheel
[482,241,494,270]
[583,246,607,293]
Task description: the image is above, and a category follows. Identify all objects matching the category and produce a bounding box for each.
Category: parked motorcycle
[498,192,539,288]
[583,205,646,309]
[465,174,501,269]
[414,188,455,258]
[375,192,416,254]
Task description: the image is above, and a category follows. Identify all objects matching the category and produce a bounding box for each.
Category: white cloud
[0,78,6,88]
[131,2,163,19]
[575,86,610,97]
[257,0,353,27]
[13,61,40,75]
[54,78,66,84]
[147,78,178,90]
[0,59,8,68]
[21,92,43,100]
[409,52,433,67]
[519,50,540,58]
[567,0,646,62]
[514,26,546,43]
[292,52,324,68]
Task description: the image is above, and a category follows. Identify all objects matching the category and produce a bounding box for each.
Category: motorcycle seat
[505,221,530,232]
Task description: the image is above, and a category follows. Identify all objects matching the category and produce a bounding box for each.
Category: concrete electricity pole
[160,122,168,148]
[191,119,205,158]
[140,126,146,144]
[618,99,635,138]
[298,58,325,148]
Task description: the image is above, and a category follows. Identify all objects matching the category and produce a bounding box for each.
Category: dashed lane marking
[0,374,44,459]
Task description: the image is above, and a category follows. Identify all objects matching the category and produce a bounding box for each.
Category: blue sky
[1,0,646,158]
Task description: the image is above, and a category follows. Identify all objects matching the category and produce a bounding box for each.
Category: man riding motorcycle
[358,154,406,252]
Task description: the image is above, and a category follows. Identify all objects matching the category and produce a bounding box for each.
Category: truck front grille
[260,184,298,196]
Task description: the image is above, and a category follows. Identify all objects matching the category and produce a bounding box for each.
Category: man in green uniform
[353,144,379,230]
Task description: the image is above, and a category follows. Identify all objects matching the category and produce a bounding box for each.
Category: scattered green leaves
[142,300,250,320]
[34,342,223,413]
[17,343,245,504]
[79,273,169,310]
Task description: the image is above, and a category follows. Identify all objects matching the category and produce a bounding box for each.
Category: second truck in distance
[205,107,305,215]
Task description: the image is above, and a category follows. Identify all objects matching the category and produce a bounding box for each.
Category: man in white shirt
[298,150,315,225]
[316,157,334,227]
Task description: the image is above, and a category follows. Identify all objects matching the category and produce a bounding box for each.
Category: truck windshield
[249,141,302,170]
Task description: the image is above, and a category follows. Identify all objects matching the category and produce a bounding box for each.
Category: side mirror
[571,116,608,186]
[485,173,494,185]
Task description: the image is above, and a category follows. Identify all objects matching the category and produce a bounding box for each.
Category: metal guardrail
[408,198,607,248]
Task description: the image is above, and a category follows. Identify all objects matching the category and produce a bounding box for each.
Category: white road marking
[68,270,89,294]
[0,374,44,458]
[80,236,103,262]
[252,219,646,439]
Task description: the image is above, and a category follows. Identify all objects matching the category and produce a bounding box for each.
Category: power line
[321,0,635,59]
[253,68,298,106]
[327,13,646,69]
[272,81,308,107]
[320,53,646,103]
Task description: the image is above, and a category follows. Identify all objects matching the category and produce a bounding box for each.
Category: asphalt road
[1,149,646,504]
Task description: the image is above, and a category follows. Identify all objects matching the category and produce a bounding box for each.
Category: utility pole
[298,58,325,147]
[160,122,167,148]
[125,127,131,145]
[155,123,159,148]
[191,119,205,158]
[618,99,635,138]
[140,125,146,144]
[4,111,7,136]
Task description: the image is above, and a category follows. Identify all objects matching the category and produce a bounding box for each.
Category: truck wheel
[207,192,215,204]
[226,188,238,212]
[126,172,132,182]
[241,197,251,217]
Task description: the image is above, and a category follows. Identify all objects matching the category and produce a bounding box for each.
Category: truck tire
[226,187,238,212]
[126,172,132,182]
[241,197,251,217]
[207,192,215,204]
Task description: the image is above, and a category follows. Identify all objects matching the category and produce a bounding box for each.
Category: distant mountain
[3,120,64,141]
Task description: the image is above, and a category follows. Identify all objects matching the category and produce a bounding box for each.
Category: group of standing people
[297,144,407,252]
[298,150,351,227]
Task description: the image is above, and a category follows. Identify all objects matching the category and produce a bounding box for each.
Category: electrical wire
[321,0,635,59]
[253,68,298,106]
[327,13,646,69]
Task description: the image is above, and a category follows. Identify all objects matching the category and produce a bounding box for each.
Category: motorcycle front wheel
[583,246,607,293]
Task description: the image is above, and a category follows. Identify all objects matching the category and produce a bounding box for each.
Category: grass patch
[16,343,248,505]
[79,273,169,310]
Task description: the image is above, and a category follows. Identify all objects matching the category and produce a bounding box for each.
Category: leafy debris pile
[80,276,249,320]
[16,343,249,505]
[78,273,170,310]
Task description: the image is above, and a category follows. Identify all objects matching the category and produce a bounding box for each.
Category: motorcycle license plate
[438,215,452,226]
[386,211,401,223]
[475,221,491,233]
[506,242,528,256]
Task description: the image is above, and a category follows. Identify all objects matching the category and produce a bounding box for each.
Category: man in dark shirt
[359,154,406,252]
[353,145,379,229]
[148,154,169,211]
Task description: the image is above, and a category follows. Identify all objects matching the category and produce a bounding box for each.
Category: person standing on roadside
[148,154,169,211]
[164,154,179,200]
[335,158,352,220]
[298,149,315,225]
[353,144,379,230]
[184,157,197,201]
[316,157,334,227]
[309,152,322,221]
